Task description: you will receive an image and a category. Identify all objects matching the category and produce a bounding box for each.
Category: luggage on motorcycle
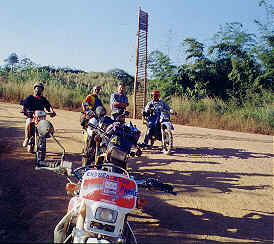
[107,141,128,164]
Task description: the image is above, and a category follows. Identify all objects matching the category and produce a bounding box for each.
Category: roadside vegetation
[0,0,273,135]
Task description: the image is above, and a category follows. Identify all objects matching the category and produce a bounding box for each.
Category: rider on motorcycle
[141,90,172,148]
[21,82,56,147]
[110,82,129,121]
[80,85,104,128]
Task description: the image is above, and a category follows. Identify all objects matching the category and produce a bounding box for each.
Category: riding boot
[23,118,31,147]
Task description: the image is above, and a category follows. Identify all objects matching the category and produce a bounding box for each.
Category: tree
[108,68,134,92]
[181,38,216,99]
[212,22,257,52]
[147,50,178,101]
[4,53,19,70]
[254,0,274,90]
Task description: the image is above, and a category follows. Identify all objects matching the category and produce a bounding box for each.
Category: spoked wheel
[27,137,35,153]
[123,220,137,244]
[63,221,75,243]
[162,129,173,155]
[150,138,155,147]
[27,144,34,153]
[81,138,94,167]
[36,135,46,162]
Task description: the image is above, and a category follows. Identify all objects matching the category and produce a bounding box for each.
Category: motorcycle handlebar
[42,163,176,195]
[23,110,56,117]
[136,178,177,195]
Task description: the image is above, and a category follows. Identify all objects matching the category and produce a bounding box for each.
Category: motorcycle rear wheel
[162,129,173,155]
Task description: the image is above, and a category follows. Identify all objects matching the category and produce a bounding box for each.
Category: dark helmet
[93,85,101,90]
[151,90,160,99]
[95,106,106,118]
[33,82,44,91]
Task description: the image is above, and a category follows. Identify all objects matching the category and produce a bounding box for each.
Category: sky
[0,0,267,76]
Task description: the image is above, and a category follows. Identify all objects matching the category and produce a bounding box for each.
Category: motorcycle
[87,116,142,173]
[81,107,115,167]
[142,105,175,155]
[82,108,141,168]
[22,109,56,163]
[46,161,176,243]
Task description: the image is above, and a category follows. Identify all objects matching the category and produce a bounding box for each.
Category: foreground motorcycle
[142,106,175,155]
[47,161,176,243]
[22,109,55,163]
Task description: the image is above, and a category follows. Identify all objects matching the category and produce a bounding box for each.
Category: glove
[50,112,56,117]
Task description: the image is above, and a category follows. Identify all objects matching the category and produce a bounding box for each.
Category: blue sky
[0,0,266,75]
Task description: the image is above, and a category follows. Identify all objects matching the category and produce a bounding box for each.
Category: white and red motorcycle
[49,163,176,243]
[21,108,56,164]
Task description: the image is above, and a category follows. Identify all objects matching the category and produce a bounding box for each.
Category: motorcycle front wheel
[36,134,46,161]
[27,143,34,153]
[81,138,94,167]
[27,137,35,153]
[162,129,173,155]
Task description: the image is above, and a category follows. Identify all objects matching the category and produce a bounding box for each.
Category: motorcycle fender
[54,208,74,243]
[162,122,174,130]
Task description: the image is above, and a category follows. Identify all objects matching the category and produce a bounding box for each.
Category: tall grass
[1,69,273,135]
[0,68,119,109]
[171,95,274,135]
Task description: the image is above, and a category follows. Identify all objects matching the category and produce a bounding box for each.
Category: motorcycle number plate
[35,111,46,117]
[80,170,137,209]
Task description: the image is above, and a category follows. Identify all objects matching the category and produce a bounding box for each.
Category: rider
[110,82,129,121]
[81,85,104,128]
[141,90,171,148]
[21,82,56,147]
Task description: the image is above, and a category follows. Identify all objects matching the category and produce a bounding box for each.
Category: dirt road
[0,102,273,243]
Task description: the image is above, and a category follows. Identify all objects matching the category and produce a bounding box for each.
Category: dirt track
[0,102,273,243]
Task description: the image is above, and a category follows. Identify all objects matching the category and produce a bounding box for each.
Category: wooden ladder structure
[133,8,148,119]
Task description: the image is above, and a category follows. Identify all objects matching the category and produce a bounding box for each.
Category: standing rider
[142,90,171,147]
[110,82,129,121]
[21,82,56,147]
[81,85,104,128]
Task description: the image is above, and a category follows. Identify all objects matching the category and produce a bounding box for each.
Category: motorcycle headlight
[95,207,118,223]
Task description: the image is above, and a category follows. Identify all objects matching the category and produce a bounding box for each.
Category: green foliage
[147,50,178,101]
[0,67,125,109]
[107,68,134,93]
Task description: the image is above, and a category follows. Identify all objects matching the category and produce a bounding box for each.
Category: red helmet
[151,90,160,99]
